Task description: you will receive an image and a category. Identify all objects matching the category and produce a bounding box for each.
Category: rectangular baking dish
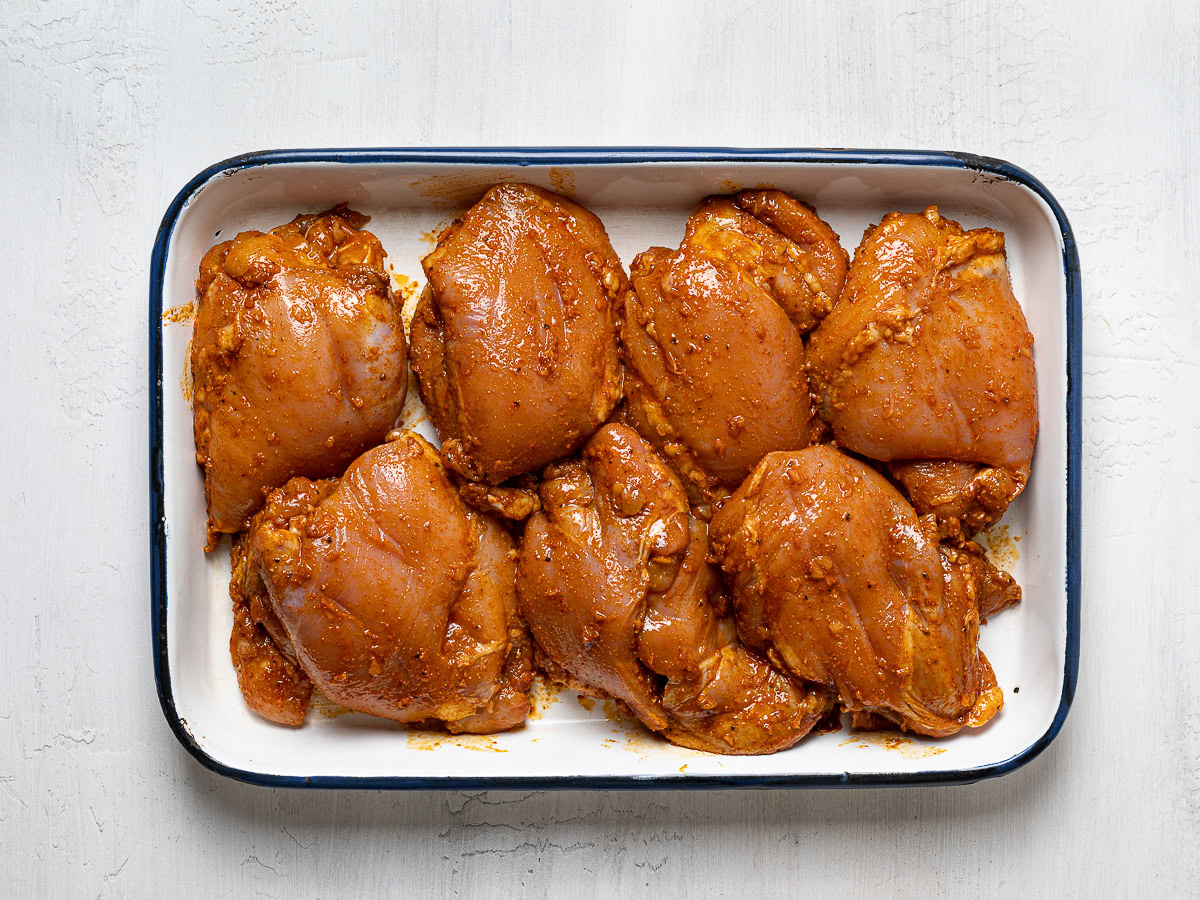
[150,148,1081,789]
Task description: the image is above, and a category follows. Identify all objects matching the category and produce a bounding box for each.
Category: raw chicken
[620,191,847,506]
[807,206,1037,537]
[517,423,832,754]
[410,184,625,490]
[192,205,407,548]
[229,526,313,727]
[233,430,531,732]
[888,459,1025,541]
[711,444,1002,737]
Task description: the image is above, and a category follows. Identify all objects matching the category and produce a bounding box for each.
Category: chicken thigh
[517,423,832,754]
[232,430,532,731]
[620,192,847,506]
[229,511,316,726]
[807,207,1037,537]
[710,444,1002,737]
[410,184,625,491]
[192,206,408,548]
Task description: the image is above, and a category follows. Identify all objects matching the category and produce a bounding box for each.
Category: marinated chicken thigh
[411,184,625,490]
[517,424,832,754]
[888,459,1026,541]
[229,527,313,726]
[711,445,1002,737]
[212,186,1037,757]
[233,430,532,731]
[807,207,1037,537]
[192,206,408,548]
[940,535,1022,621]
[620,192,848,506]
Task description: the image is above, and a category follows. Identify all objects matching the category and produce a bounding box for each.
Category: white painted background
[2,1,1197,896]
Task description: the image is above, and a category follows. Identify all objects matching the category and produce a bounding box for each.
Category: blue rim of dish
[150,147,1081,790]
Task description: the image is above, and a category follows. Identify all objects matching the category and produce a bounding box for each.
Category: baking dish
[149,148,1081,788]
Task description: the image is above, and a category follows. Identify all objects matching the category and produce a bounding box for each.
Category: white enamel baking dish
[149,149,1081,788]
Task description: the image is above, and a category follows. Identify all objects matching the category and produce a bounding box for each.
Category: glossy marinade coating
[411,183,625,486]
[888,458,1027,540]
[807,206,1038,537]
[517,423,832,754]
[237,431,531,732]
[710,444,1002,737]
[192,206,408,548]
[620,191,847,507]
[229,523,314,726]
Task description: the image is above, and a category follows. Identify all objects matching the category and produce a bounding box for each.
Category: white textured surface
[1,1,1196,896]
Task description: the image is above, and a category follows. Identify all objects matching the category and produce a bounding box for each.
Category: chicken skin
[807,207,1037,538]
[620,192,848,506]
[229,525,313,726]
[888,459,1027,541]
[232,430,532,732]
[711,445,1002,737]
[192,206,408,548]
[410,184,625,491]
[517,423,832,754]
